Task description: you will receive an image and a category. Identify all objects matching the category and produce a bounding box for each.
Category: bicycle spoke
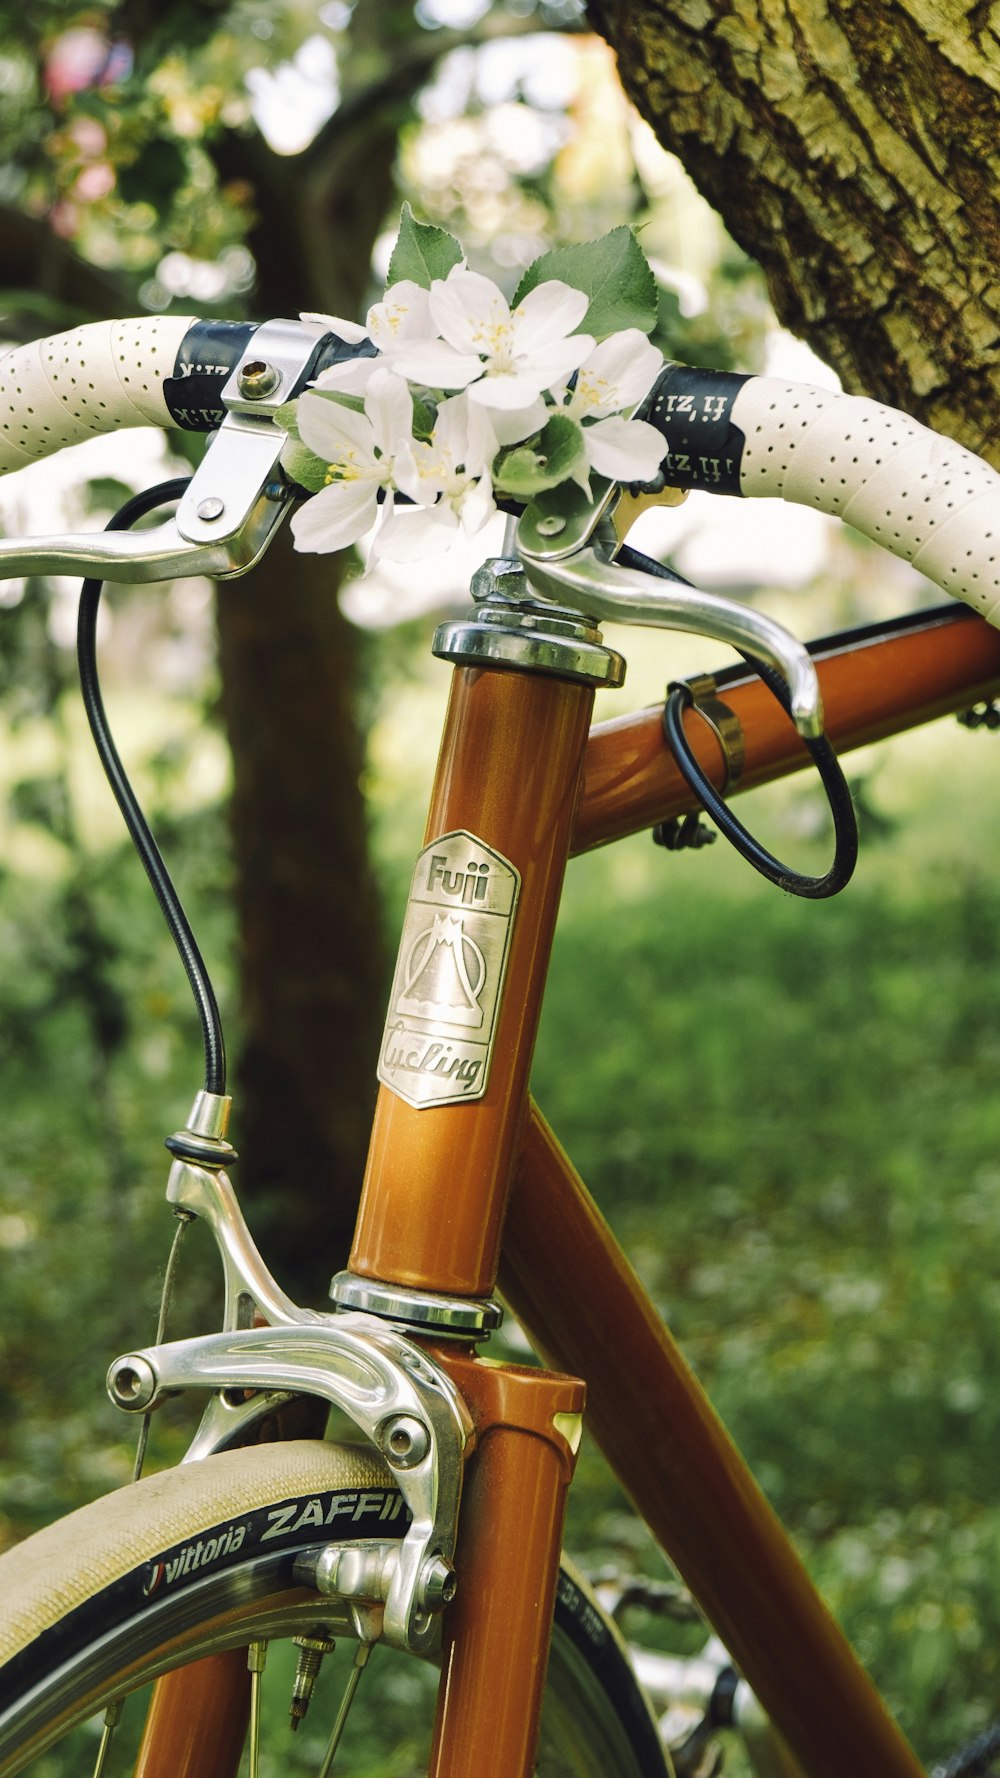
[91,1699,123,1778]
[247,1641,267,1778]
[317,1643,373,1778]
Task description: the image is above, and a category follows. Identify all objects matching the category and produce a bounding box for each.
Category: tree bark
[589,0,1000,458]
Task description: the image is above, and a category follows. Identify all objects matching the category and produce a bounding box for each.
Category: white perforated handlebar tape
[0,316,194,474]
[647,366,1000,629]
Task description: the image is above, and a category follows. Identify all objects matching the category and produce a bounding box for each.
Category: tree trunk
[589,0,1000,458]
[215,537,383,1303]
[211,115,401,1303]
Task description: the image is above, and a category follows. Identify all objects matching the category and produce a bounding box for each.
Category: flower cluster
[285,212,667,565]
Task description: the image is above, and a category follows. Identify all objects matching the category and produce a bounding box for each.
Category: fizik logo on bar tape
[162,319,257,432]
[643,364,751,495]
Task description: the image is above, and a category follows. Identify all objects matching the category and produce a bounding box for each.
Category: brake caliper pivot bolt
[106,1354,157,1412]
[377,1413,430,1468]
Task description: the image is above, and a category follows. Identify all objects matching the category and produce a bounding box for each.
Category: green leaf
[493,414,588,499]
[82,477,136,517]
[273,399,301,437]
[411,395,436,440]
[512,228,658,339]
[280,439,333,494]
[386,203,463,290]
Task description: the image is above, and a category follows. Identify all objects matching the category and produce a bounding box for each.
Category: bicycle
[0,300,999,1778]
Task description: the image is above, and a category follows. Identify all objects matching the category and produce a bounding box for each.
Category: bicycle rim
[0,1440,664,1777]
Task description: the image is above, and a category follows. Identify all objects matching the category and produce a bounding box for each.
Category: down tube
[500,1106,926,1778]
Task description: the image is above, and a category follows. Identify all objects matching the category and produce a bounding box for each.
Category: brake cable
[615,543,859,899]
[75,477,228,1094]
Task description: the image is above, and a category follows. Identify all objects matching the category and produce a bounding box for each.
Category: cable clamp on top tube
[669,673,746,794]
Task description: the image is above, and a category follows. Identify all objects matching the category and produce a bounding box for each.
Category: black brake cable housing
[76,479,228,1095]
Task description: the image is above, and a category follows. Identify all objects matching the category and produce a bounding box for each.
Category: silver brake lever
[0,318,322,584]
[0,414,294,584]
[518,540,824,738]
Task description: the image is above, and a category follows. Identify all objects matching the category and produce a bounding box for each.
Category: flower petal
[459,474,496,536]
[487,399,549,446]
[290,480,379,552]
[364,368,413,458]
[389,339,483,389]
[313,356,382,397]
[511,280,589,354]
[300,310,369,344]
[367,281,435,350]
[429,267,511,357]
[435,392,498,475]
[371,504,460,562]
[467,368,567,410]
[583,415,666,484]
[296,391,375,460]
[393,438,438,507]
[572,331,664,417]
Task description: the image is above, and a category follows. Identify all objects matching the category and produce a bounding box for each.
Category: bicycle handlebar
[2,317,999,633]
[642,364,1000,628]
[0,315,367,474]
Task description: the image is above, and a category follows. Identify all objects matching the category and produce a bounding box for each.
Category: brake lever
[0,416,297,583]
[518,539,824,738]
[0,317,319,584]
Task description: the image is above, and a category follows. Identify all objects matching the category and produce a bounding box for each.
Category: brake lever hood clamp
[0,318,321,584]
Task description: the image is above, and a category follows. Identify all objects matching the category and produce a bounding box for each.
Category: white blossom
[394,393,498,539]
[288,369,412,556]
[555,329,666,487]
[389,268,595,410]
[563,330,664,421]
[290,245,669,561]
[309,282,438,397]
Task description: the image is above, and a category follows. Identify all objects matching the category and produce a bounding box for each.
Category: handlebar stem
[519,542,824,737]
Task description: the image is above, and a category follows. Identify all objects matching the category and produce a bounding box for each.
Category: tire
[0,1440,665,1776]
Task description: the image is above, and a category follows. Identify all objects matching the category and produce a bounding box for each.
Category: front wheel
[0,1439,665,1776]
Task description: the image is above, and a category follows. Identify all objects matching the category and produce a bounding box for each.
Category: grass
[528,716,1000,1766]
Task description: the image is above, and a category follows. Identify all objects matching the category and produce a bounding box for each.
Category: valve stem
[289,1630,336,1729]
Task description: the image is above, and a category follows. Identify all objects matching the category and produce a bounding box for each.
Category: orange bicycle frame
[140,601,1000,1778]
